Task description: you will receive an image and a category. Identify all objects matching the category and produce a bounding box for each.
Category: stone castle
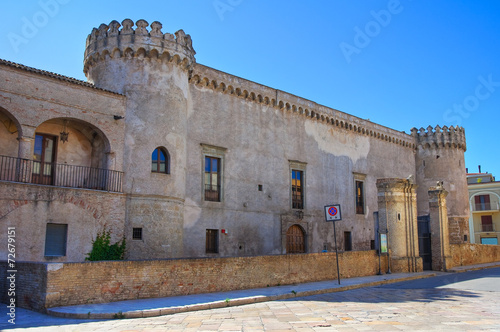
[0,19,469,272]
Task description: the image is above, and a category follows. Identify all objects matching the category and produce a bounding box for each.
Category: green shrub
[85,230,126,261]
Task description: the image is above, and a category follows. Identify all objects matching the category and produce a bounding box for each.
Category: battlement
[411,125,466,151]
[83,19,196,75]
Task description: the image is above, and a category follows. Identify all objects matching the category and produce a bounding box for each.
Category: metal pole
[377,230,382,275]
[386,229,392,274]
[333,221,341,285]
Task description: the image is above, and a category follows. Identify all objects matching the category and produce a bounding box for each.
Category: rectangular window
[291,170,304,209]
[206,229,219,253]
[44,223,68,256]
[355,180,365,215]
[201,144,226,203]
[344,231,352,251]
[132,227,143,240]
[475,195,491,211]
[481,215,494,232]
[204,156,221,201]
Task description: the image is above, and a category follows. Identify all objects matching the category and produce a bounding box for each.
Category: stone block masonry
[451,243,500,267]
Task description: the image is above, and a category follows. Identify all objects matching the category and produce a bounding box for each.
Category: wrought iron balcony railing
[0,155,123,193]
[473,202,500,212]
[481,224,495,232]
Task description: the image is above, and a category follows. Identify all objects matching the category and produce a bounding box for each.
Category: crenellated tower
[412,125,469,244]
[83,19,196,259]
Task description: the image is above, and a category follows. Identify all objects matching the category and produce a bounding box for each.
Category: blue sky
[1,0,499,177]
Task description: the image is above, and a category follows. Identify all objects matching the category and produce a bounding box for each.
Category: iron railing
[481,224,495,232]
[204,184,220,201]
[474,202,500,211]
[0,155,123,192]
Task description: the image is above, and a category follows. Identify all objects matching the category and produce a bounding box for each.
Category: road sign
[325,204,342,221]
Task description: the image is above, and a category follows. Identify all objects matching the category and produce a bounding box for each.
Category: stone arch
[0,107,22,157]
[190,74,200,85]
[135,47,147,58]
[149,49,159,59]
[286,224,306,254]
[111,48,122,58]
[216,82,226,92]
[34,117,111,170]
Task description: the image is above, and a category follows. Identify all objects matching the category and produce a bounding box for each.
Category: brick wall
[0,262,47,311]
[450,243,500,267]
[1,250,388,311]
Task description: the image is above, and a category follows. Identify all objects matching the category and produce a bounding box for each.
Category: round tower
[84,19,196,258]
[412,125,469,244]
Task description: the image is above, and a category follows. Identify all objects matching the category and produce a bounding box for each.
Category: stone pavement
[1,264,499,331]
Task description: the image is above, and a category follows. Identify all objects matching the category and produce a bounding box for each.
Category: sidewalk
[48,272,437,320]
[47,262,500,320]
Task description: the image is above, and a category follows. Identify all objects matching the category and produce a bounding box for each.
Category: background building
[467,170,500,245]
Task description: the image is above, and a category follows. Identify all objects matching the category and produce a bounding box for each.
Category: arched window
[151,147,169,174]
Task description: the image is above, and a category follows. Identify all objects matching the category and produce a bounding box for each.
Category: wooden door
[286,225,305,254]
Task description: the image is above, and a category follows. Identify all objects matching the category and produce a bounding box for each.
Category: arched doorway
[286,224,305,254]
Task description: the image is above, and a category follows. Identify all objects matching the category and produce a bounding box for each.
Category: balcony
[481,224,495,232]
[472,202,500,213]
[0,155,123,192]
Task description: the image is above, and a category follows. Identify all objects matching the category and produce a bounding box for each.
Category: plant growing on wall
[85,229,126,261]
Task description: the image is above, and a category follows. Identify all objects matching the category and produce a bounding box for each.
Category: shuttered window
[44,223,68,256]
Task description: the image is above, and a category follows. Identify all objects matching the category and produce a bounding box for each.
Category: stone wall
[0,182,126,262]
[450,243,500,267]
[0,250,388,311]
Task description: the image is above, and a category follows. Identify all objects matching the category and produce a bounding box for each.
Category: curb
[447,262,500,273]
[47,273,437,320]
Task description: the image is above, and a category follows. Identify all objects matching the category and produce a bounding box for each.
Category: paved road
[1,268,499,331]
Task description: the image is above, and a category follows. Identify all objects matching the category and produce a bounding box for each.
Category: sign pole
[333,220,340,285]
[325,204,342,285]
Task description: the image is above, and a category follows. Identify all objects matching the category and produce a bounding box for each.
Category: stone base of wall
[390,256,423,273]
[451,243,500,267]
[1,250,390,311]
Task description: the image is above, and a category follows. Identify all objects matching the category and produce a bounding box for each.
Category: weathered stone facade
[0,19,469,269]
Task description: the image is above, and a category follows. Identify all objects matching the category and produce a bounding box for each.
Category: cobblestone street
[2,268,500,331]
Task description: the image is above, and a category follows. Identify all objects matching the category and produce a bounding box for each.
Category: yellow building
[468,172,500,245]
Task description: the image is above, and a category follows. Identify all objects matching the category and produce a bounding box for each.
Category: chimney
[478,165,482,173]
